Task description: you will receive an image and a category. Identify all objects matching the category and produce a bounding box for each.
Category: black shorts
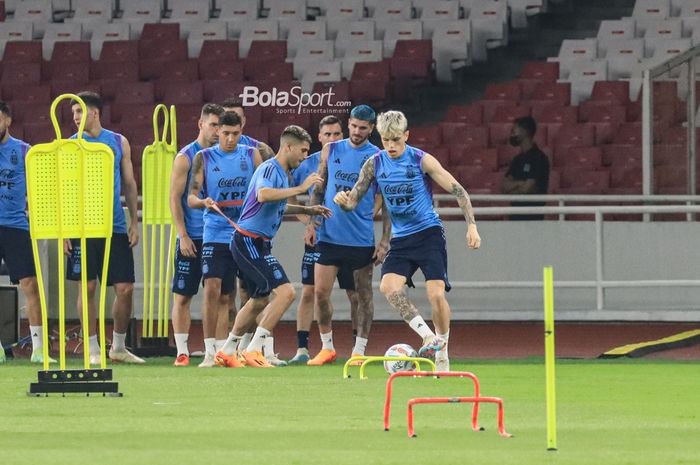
[201,242,238,295]
[381,226,451,291]
[231,231,289,299]
[172,238,203,296]
[0,226,36,284]
[301,244,355,289]
[316,241,374,272]
[66,234,135,285]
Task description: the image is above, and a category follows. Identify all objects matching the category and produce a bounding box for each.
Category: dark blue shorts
[232,231,289,298]
[201,242,237,295]
[172,238,203,296]
[316,241,374,271]
[301,244,355,289]
[381,226,451,291]
[66,234,135,285]
[0,226,36,284]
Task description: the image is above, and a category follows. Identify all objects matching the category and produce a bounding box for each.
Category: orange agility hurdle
[407,396,512,438]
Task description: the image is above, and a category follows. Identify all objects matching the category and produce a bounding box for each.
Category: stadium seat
[50,40,90,63]
[559,169,610,194]
[444,104,483,125]
[653,143,685,166]
[199,60,244,81]
[604,38,644,82]
[89,22,130,59]
[390,39,433,82]
[2,40,41,63]
[372,0,413,23]
[643,18,682,39]
[218,0,259,24]
[469,0,508,62]
[340,40,383,78]
[528,81,571,107]
[65,0,113,39]
[1,62,41,84]
[439,122,484,146]
[203,79,247,103]
[552,123,595,149]
[333,20,375,56]
[518,61,559,97]
[97,39,138,62]
[266,0,307,20]
[244,59,293,81]
[238,20,279,57]
[613,122,643,145]
[449,146,499,171]
[42,23,82,60]
[140,22,179,41]
[409,125,442,146]
[12,0,53,38]
[198,39,239,66]
[159,81,204,105]
[246,39,287,61]
[111,103,155,125]
[531,104,577,124]
[291,40,334,77]
[114,82,155,104]
[163,0,210,32]
[553,39,598,79]
[564,59,608,105]
[490,104,530,123]
[484,80,522,101]
[43,58,90,84]
[1,83,51,102]
[428,19,471,82]
[138,39,188,79]
[382,21,422,58]
[419,0,459,20]
[553,146,602,169]
[349,77,388,106]
[0,22,34,57]
[187,22,228,58]
[632,0,671,19]
[287,20,327,56]
[589,80,630,104]
[596,18,636,56]
[115,0,163,39]
[300,60,341,92]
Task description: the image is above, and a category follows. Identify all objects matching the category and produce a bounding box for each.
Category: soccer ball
[383,343,418,374]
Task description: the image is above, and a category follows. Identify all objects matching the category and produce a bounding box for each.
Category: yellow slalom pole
[543,266,557,451]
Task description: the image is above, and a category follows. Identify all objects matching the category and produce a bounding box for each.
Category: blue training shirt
[291,151,320,196]
[318,139,379,247]
[0,136,31,230]
[201,143,256,244]
[71,128,127,234]
[179,140,204,240]
[373,144,442,238]
[237,158,288,240]
[239,134,259,149]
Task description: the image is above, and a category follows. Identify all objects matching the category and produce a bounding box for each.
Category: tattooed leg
[352,264,374,339]
[380,273,420,322]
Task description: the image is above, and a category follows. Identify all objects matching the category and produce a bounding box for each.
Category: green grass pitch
[1,358,699,465]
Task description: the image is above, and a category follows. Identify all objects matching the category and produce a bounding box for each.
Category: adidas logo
[334,158,341,164]
[213,166,221,172]
[379,173,388,179]
[417,323,423,328]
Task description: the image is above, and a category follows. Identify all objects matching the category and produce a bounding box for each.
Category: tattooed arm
[421,154,481,249]
[256,141,275,161]
[187,152,214,210]
[333,158,376,211]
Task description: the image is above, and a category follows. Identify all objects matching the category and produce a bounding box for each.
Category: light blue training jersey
[318,139,379,247]
[372,144,442,238]
[0,136,31,230]
[237,158,289,240]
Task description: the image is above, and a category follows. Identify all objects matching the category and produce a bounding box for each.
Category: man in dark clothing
[501,116,550,220]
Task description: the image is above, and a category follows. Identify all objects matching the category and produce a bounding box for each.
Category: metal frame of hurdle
[343,356,436,379]
[383,371,512,439]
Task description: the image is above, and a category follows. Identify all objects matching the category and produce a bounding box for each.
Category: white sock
[296,347,309,355]
[215,339,226,352]
[204,338,216,357]
[409,316,434,340]
[240,332,253,351]
[263,336,276,358]
[88,334,100,355]
[437,330,450,356]
[174,333,189,356]
[352,336,368,356]
[246,327,271,353]
[320,331,334,351]
[220,332,242,355]
[30,325,43,351]
[112,331,126,352]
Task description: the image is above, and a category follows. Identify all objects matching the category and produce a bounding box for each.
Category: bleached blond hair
[376,111,408,138]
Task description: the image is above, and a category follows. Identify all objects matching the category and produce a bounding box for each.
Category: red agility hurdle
[383,371,512,439]
[407,396,512,438]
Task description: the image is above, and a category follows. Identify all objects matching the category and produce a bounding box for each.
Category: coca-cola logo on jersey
[217,177,247,188]
[384,183,413,195]
[335,171,358,183]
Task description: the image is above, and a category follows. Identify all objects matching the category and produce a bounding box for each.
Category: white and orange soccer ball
[383,343,418,374]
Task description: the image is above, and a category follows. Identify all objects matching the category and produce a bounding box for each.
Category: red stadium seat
[138,40,188,79]
[603,144,641,166]
[50,41,91,63]
[553,146,602,169]
[484,80,522,101]
[589,80,630,104]
[653,144,685,166]
[11,103,54,125]
[528,82,570,106]
[444,104,483,125]
[490,104,531,123]
[141,23,180,42]
[409,126,442,146]
[50,82,100,100]
[439,123,488,146]
[613,122,642,145]
[202,80,247,104]
[111,103,157,125]
[2,41,42,63]
[42,62,90,83]
[553,123,595,149]
[160,81,204,105]
[2,83,51,102]
[449,146,498,170]
[487,122,511,146]
[99,40,139,62]
[243,125,270,145]
[349,79,388,106]
[390,40,433,81]
[114,82,155,104]
[351,61,390,81]
[1,63,41,84]
[199,61,244,81]
[559,169,610,193]
[246,40,287,62]
[199,40,239,66]
[23,123,56,145]
[532,104,577,124]
[244,60,293,81]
